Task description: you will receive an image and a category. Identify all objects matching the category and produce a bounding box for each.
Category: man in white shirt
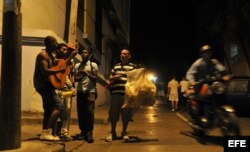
[167,76,179,111]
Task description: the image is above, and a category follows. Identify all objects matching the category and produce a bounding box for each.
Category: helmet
[200,45,213,54]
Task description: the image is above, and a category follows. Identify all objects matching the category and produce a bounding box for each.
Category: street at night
[21,100,250,152]
[1,0,250,151]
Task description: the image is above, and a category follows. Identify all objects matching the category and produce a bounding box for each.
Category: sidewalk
[21,104,109,125]
[2,105,110,152]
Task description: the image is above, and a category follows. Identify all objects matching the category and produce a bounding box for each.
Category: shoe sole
[40,138,60,141]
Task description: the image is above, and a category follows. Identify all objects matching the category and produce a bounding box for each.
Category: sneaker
[60,128,71,137]
[121,132,129,141]
[60,134,72,142]
[105,132,117,142]
[86,132,94,143]
[54,135,61,141]
[123,134,130,140]
[60,128,72,141]
[105,133,113,142]
[61,128,69,136]
[40,129,60,141]
[171,108,175,111]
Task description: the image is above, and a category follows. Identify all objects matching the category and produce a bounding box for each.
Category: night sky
[130,0,203,83]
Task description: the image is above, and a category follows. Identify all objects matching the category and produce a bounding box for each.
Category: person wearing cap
[185,44,231,128]
[186,44,230,86]
[54,43,76,140]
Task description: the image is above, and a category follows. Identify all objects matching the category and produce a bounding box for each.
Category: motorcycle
[185,75,241,136]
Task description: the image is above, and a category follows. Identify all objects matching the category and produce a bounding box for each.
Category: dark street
[20,100,250,152]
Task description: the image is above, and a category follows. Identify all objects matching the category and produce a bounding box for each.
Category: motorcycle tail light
[191,100,197,105]
[199,84,211,96]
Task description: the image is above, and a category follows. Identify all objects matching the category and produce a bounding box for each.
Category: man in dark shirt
[33,36,77,141]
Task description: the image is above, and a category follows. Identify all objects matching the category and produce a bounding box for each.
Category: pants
[109,94,133,134]
[179,92,187,109]
[36,88,67,129]
[76,92,96,134]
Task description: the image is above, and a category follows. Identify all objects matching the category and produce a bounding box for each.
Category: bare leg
[175,101,179,110]
[171,100,175,110]
[46,109,61,130]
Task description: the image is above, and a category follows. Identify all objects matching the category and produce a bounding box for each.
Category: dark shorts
[36,88,67,120]
[109,94,133,122]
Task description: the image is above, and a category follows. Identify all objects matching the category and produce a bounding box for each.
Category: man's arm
[88,62,98,81]
[212,59,231,81]
[186,59,200,85]
[40,53,65,75]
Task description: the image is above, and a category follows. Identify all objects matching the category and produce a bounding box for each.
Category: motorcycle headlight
[211,81,225,94]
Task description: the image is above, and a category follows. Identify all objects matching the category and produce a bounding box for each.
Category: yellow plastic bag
[123,68,156,108]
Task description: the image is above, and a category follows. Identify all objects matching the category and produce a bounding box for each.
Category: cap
[67,43,76,50]
[200,44,213,53]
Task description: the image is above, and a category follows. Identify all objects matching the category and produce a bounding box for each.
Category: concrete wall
[111,0,131,41]
[84,0,96,44]
[21,0,66,38]
[224,44,250,76]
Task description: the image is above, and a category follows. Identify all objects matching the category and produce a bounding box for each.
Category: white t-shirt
[168,79,179,94]
[179,80,189,92]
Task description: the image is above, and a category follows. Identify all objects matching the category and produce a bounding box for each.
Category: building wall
[22,0,66,38]
[224,44,250,76]
[111,0,131,41]
[84,0,96,44]
[101,8,116,76]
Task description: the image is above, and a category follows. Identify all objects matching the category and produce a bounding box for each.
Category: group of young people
[33,35,136,143]
[34,35,230,144]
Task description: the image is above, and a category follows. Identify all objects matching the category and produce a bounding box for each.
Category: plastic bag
[123,68,157,108]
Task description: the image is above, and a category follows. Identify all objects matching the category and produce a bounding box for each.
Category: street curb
[21,105,109,125]
[3,141,65,152]
[21,117,107,125]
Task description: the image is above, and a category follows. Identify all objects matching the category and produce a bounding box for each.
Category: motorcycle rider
[186,44,230,87]
[186,44,231,131]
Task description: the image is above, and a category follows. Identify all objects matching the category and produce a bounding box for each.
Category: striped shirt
[110,62,137,94]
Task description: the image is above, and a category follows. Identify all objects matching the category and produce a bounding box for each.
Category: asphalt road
[20,101,250,152]
[62,102,250,152]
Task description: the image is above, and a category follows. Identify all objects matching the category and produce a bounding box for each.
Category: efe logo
[224,136,250,152]
[228,140,246,147]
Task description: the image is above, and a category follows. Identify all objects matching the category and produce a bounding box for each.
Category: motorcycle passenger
[185,44,231,126]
